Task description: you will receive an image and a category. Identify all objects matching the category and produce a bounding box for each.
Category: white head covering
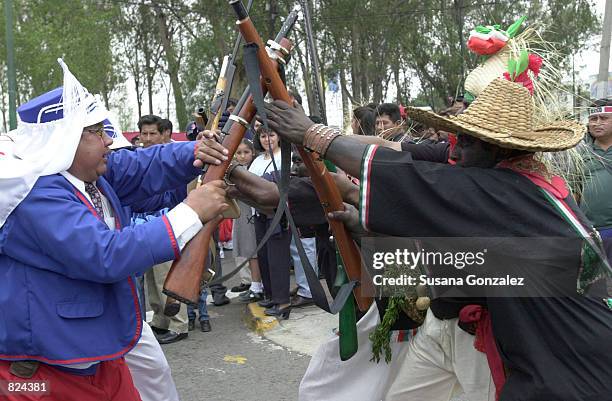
[104,114,133,150]
[0,59,108,228]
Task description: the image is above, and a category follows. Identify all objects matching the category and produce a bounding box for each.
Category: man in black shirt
[261,78,611,401]
[218,159,344,296]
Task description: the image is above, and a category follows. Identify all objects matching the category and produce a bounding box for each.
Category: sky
[114,0,610,132]
[578,0,608,82]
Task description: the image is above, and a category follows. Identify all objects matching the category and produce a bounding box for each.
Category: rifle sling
[208,43,356,315]
[204,44,288,288]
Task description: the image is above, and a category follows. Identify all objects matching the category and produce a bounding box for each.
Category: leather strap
[212,42,355,314]
[204,43,291,287]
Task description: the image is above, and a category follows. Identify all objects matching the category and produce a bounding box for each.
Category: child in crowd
[233,139,266,302]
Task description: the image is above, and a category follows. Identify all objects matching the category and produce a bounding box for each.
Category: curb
[243,303,279,334]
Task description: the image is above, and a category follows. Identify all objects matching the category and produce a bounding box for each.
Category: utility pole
[5,0,17,130]
[572,53,577,115]
[596,0,612,99]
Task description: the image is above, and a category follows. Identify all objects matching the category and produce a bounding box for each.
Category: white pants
[125,321,180,401]
[299,304,411,401]
[384,310,495,401]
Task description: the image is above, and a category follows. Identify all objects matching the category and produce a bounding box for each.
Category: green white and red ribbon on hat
[503,50,543,95]
[467,16,526,55]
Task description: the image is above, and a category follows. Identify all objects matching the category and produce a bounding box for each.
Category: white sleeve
[165,202,203,251]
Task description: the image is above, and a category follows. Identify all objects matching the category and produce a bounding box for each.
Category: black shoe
[264,305,291,320]
[231,283,251,293]
[157,331,188,345]
[188,319,195,331]
[150,326,169,336]
[291,295,314,308]
[238,290,263,303]
[257,298,275,308]
[200,320,212,332]
[213,295,230,306]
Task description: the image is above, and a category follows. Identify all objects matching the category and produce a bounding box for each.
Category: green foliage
[180,0,293,115]
[369,296,408,364]
[10,0,119,102]
[540,0,601,63]
[0,1,6,58]
[309,0,600,110]
[0,0,602,128]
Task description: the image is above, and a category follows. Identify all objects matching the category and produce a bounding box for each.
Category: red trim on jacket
[0,187,147,365]
[363,145,378,230]
[162,214,180,260]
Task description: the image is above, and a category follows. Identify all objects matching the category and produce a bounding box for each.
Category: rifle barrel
[229,0,373,312]
[221,10,298,136]
[162,10,298,306]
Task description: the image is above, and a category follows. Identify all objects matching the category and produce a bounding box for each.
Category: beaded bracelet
[303,124,342,156]
[224,161,242,183]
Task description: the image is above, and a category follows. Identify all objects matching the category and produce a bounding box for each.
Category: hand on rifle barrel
[194,131,230,167]
[327,202,368,239]
[193,130,226,168]
[184,180,229,223]
[263,100,314,145]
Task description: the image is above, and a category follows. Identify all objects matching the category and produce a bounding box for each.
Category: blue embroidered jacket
[0,142,199,364]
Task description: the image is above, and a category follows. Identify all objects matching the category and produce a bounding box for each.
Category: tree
[12,0,119,102]
[154,2,188,129]
[332,0,598,111]
[2,0,601,132]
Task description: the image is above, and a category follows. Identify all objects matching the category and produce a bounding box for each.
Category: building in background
[590,72,612,99]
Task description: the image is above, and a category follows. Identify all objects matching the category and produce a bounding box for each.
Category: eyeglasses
[83,127,106,139]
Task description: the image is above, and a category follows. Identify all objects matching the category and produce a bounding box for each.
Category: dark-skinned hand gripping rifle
[162,13,298,309]
[229,0,374,312]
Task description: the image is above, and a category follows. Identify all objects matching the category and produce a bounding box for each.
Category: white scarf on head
[0,59,108,228]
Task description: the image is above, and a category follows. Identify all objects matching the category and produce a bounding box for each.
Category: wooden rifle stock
[162,38,294,306]
[163,65,228,315]
[230,0,373,312]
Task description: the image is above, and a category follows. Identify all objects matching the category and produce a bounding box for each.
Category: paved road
[160,252,309,401]
[158,250,468,401]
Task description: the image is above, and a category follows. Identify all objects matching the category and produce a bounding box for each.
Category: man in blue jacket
[0,61,228,400]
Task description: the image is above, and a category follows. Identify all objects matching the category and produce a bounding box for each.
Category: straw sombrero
[407,78,585,152]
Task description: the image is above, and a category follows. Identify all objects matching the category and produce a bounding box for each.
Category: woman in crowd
[351,106,376,136]
[247,127,292,319]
